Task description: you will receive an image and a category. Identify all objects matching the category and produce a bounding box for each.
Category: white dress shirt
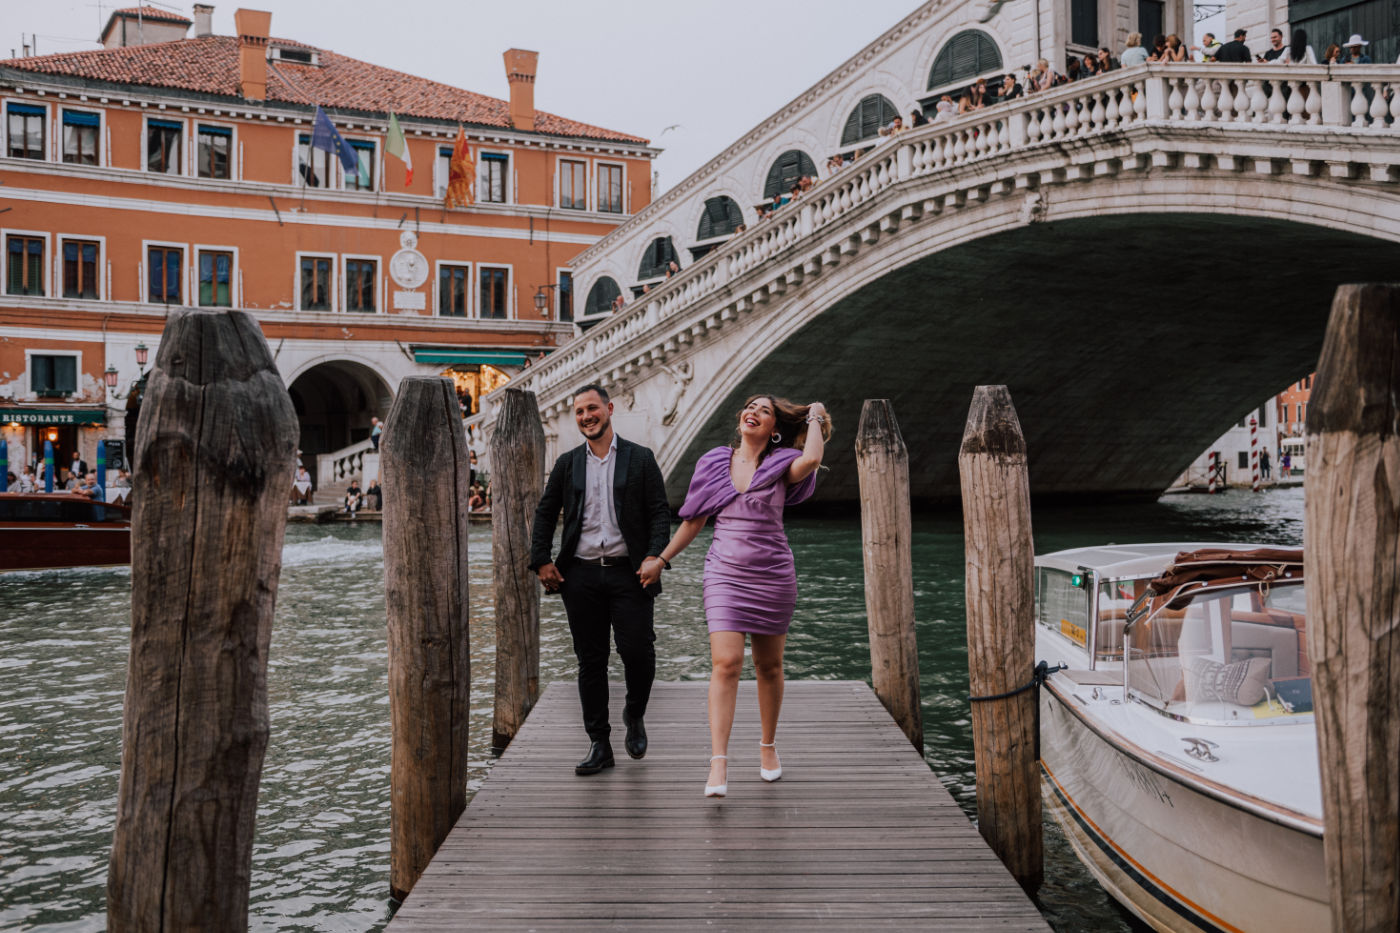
[575,435,627,559]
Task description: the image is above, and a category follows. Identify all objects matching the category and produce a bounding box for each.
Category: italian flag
[386,112,413,186]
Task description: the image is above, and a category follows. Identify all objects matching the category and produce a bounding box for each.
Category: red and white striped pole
[1207,450,1218,494]
[1250,416,1260,492]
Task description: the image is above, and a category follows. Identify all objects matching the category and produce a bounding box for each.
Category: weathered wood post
[958,384,1041,890]
[854,399,923,750]
[107,309,298,932]
[1305,283,1400,933]
[491,387,545,752]
[382,377,471,902]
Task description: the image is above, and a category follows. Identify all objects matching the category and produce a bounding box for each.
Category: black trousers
[558,559,656,742]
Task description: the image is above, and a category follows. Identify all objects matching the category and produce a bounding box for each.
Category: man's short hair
[1235,28,1248,38]
[574,383,609,403]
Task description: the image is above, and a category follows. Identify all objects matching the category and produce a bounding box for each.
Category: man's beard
[580,418,610,440]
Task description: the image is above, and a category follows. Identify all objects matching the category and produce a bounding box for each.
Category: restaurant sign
[0,409,107,426]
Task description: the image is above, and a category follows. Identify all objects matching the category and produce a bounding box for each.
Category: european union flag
[311,106,359,172]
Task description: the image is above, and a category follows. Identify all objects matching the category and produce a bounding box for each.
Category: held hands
[538,563,564,593]
[637,556,665,588]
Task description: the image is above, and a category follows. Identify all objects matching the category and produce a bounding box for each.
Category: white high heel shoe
[759,741,782,782]
[705,755,728,797]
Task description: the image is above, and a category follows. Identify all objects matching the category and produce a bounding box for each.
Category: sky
[3,0,923,194]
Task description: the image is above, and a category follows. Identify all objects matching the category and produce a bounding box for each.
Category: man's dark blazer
[530,436,670,585]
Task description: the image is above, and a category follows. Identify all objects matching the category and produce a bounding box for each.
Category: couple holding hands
[529,384,830,797]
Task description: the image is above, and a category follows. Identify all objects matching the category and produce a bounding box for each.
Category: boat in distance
[1034,543,1324,933]
[0,492,132,571]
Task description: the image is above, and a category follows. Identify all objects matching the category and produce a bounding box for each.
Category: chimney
[193,5,215,38]
[234,9,271,100]
[503,49,538,132]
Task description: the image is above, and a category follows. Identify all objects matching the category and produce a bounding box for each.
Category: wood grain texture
[957,385,1041,890]
[388,681,1049,932]
[490,388,545,751]
[382,377,472,902]
[1304,283,1400,933]
[107,308,298,933]
[855,399,923,750]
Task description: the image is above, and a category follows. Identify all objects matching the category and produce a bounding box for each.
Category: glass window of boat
[1096,577,1149,662]
[1125,583,1311,723]
[1036,568,1090,650]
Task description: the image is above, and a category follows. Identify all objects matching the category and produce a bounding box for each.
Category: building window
[197,125,232,179]
[345,258,377,312]
[347,140,375,191]
[300,255,333,310]
[841,95,898,147]
[597,164,623,213]
[62,239,99,299]
[6,235,44,296]
[62,110,100,165]
[480,153,508,203]
[585,276,621,316]
[637,237,678,281]
[1257,405,1268,428]
[479,266,509,319]
[148,246,182,304]
[1238,452,1249,470]
[560,159,587,210]
[927,30,1004,91]
[30,354,77,397]
[1137,0,1164,50]
[439,263,469,317]
[297,133,334,188]
[697,196,744,240]
[198,250,233,307]
[146,119,182,174]
[558,271,573,322]
[1071,0,1098,47]
[7,103,45,160]
[764,151,817,199]
[435,145,453,198]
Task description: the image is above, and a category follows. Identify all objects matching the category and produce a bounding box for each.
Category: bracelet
[656,556,672,570]
[806,415,827,424]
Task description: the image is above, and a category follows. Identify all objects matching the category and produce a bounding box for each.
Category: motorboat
[1034,543,1323,933]
[0,492,131,571]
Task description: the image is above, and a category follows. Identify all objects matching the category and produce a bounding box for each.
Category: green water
[0,487,1304,931]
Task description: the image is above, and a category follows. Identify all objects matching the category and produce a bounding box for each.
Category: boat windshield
[1125,582,1311,723]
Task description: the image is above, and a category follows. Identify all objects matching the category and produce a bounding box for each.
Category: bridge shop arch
[286,359,393,464]
[926,29,1003,96]
[584,275,623,316]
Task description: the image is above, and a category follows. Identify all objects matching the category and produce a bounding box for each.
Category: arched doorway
[287,360,393,463]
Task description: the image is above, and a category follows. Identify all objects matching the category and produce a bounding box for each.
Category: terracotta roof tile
[111,6,193,24]
[0,36,648,145]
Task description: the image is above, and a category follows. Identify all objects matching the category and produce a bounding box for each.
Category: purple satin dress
[678,446,818,635]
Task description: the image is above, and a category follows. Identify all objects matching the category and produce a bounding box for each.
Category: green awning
[413,350,529,367]
[0,408,107,426]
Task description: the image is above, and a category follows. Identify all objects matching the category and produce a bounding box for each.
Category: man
[1344,34,1372,64]
[531,384,670,776]
[69,450,89,479]
[369,416,382,451]
[1260,29,1286,62]
[1216,29,1253,63]
[1192,33,1222,61]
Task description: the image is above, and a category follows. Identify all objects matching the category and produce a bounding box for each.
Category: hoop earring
[771,432,782,444]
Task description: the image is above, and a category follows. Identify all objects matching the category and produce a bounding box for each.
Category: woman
[1081,52,1100,77]
[1162,34,1188,62]
[1120,32,1148,67]
[1147,33,1169,62]
[999,73,1023,102]
[1277,28,1316,63]
[654,395,830,797]
[1322,42,1342,64]
[1029,58,1055,93]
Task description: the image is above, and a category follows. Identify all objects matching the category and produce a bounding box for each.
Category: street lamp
[533,283,562,317]
[135,342,149,371]
[104,364,119,389]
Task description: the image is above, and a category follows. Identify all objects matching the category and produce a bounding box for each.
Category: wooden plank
[388,681,1049,932]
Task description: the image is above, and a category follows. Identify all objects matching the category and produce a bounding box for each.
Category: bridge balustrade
[500,63,1399,419]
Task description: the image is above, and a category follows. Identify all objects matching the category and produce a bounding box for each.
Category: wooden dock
[388,680,1050,931]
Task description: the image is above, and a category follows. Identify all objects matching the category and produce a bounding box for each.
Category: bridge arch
[285,358,393,464]
[636,235,681,284]
[926,29,1004,95]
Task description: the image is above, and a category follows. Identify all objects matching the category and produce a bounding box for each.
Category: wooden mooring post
[1304,283,1400,933]
[382,377,471,902]
[107,309,298,932]
[958,384,1041,890]
[855,399,923,750]
[490,387,545,752]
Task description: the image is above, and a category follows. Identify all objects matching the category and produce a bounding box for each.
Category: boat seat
[1230,620,1299,680]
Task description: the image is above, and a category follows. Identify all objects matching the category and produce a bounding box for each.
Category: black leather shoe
[575,740,615,775]
[623,711,647,760]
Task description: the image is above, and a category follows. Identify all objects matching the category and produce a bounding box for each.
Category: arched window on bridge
[584,276,621,316]
[691,196,745,260]
[763,150,817,201]
[840,95,898,147]
[637,236,679,282]
[926,30,1003,93]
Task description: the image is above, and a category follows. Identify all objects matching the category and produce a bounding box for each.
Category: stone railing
[317,437,377,488]
[500,63,1399,413]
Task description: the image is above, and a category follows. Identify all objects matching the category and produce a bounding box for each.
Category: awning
[0,408,107,426]
[412,349,529,367]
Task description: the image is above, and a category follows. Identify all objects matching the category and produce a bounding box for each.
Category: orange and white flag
[446,127,474,208]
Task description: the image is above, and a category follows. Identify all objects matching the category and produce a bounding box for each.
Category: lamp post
[532,284,560,319]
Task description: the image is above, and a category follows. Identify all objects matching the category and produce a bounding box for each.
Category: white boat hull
[1040,681,1329,933]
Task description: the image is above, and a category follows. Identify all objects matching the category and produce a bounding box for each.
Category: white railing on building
[501,63,1399,412]
[317,438,378,488]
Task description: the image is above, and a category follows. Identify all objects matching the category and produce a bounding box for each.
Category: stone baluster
[1168,78,1185,119]
[1234,80,1252,122]
[1065,98,1080,135]
[1216,78,1234,124]
[1117,88,1135,125]
[1184,79,1201,121]
[1308,83,1324,125]
[998,117,1011,151]
[1051,103,1067,138]
[1287,81,1307,125]
[1369,84,1389,126]
[1350,81,1370,127]
[1026,109,1042,143]
[1391,84,1400,125]
[1248,80,1268,122]
[1267,79,1287,123]
[1134,83,1149,120]
[975,124,990,157]
[1090,92,1107,130]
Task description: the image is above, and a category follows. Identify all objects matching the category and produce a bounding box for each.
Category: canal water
[0,487,1304,931]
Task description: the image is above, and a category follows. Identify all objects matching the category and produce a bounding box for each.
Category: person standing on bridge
[643,395,830,797]
[531,384,671,776]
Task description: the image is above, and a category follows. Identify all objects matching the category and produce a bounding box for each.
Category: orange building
[0,5,654,481]
[1275,373,1313,439]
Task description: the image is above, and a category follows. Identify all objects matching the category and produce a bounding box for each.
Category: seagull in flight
[659,124,682,136]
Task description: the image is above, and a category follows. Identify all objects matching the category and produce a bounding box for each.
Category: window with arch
[697,196,744,240]
[763,150,817,200]
[927,30,1003,91]
[637,236,678,281]
[584,276,622,316]
[840,96,898,147]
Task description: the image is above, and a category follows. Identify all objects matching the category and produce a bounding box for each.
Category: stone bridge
[489,64,1400,505]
